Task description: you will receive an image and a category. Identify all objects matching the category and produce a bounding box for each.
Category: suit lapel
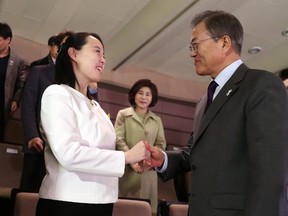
[192,95,206,139]
[6,53,16,78]
[193,64,248,146]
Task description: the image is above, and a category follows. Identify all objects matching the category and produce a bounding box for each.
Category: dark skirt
[36,198,114,216]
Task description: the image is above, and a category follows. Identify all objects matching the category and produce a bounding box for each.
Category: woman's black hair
[54,32,104,89]
[128,79,158,107]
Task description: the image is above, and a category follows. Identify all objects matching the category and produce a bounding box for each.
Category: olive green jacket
[114,106,166,213]
[115,106,166,152]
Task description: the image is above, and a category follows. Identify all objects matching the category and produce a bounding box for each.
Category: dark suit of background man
[147,10,288,216]
[29,35,58,67]
[19,31,73,192]
[19,31,100,192]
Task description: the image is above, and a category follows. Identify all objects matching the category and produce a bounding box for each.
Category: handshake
[124,141,164,174]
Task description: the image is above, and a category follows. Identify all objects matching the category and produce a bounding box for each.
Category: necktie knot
[205,80,218,112]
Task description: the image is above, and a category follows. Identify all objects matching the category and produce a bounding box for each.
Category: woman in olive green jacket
[115,79,166,215]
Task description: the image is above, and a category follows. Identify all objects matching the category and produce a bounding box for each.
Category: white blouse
[39,84,125,204]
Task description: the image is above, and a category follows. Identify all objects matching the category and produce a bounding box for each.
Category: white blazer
[39,84,125,204]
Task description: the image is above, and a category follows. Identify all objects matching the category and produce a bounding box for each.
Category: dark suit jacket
[3,50,29,122]
[21,63,54,153]
[161,64,288,216]
[30,54,53,68]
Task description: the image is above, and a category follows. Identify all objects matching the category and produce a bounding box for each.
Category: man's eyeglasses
[189,36,222,52]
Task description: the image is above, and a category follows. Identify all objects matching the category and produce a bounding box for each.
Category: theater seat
[113,198,151,216]
[0,143,23,188]
[13,193,152,216]
[169,203,188,216]
[14,192,38,216]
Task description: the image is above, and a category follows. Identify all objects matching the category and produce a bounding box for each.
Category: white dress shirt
[40,84,125,204]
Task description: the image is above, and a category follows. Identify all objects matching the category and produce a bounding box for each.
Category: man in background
[20,31,100,192]
[30,35,58,67]
[0,22,29,140]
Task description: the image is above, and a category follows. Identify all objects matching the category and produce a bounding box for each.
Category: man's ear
[6,37,11,44]
[68,47,77,61]
[222,35,231,49]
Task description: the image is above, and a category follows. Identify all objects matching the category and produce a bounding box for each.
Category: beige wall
[10,36,205,103]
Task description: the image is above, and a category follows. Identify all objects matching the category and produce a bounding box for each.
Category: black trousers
[36,198,114,216]
[19,153,46,192]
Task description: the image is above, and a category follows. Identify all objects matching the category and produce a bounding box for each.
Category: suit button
[191,164,196,170]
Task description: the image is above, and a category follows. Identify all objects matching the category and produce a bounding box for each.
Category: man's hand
[10,101,17,113]
[124,141,151,165]
[28,137,44,152]
[143,142,165,168]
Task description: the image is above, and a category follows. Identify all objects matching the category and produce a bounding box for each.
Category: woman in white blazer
[36,32,150,216]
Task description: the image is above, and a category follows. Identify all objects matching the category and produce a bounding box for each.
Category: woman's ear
[68,47,77,61]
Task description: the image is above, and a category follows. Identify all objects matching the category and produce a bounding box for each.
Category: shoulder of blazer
[30,55,52,67]
[232,64,274,84]
[228,63,249,85]
[146,109,160,121]
[120,107,135,117]
[8,49,24,63]
[28,63,54,80]
[120,107,159,120]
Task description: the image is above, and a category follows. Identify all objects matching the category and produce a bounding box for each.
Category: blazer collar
[193,63,248,145]
[124,106,157,121]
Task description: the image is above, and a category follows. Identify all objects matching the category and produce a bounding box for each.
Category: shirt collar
[212,59,242,99]
[214,59,243,88]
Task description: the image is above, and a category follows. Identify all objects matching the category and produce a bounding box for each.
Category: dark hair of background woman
[128,79,158,107]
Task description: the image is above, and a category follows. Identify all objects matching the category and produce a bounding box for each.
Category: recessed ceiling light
[248,46,262,54]
[281,29,288,37]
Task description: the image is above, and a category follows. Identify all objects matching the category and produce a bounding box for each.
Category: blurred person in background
[30,35,58,67]
[20,31,73,192]
[0,22,29,140]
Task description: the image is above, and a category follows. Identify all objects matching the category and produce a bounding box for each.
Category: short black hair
[55,32,104,91]
[279,68,288,81]
[54,31,74,48]
[128,79,158,107]
[0,22,12,41]
[48,35,57,46]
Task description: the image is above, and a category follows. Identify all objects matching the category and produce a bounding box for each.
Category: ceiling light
[281,29,288,37]
[248,46,262,54]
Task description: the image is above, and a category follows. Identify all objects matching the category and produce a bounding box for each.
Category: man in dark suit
[20,30,100,192]
[19,31,73,192]
[145,10,288,216]
[0,22,29,140]
[29,35,58,67]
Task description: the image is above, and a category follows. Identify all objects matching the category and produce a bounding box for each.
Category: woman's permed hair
[128,79,158,107]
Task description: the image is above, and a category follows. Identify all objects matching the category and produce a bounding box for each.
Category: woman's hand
[124,141,150,165]
[130,163,144,174]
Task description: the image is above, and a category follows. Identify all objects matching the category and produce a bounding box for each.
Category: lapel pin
[226,89,232,96]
